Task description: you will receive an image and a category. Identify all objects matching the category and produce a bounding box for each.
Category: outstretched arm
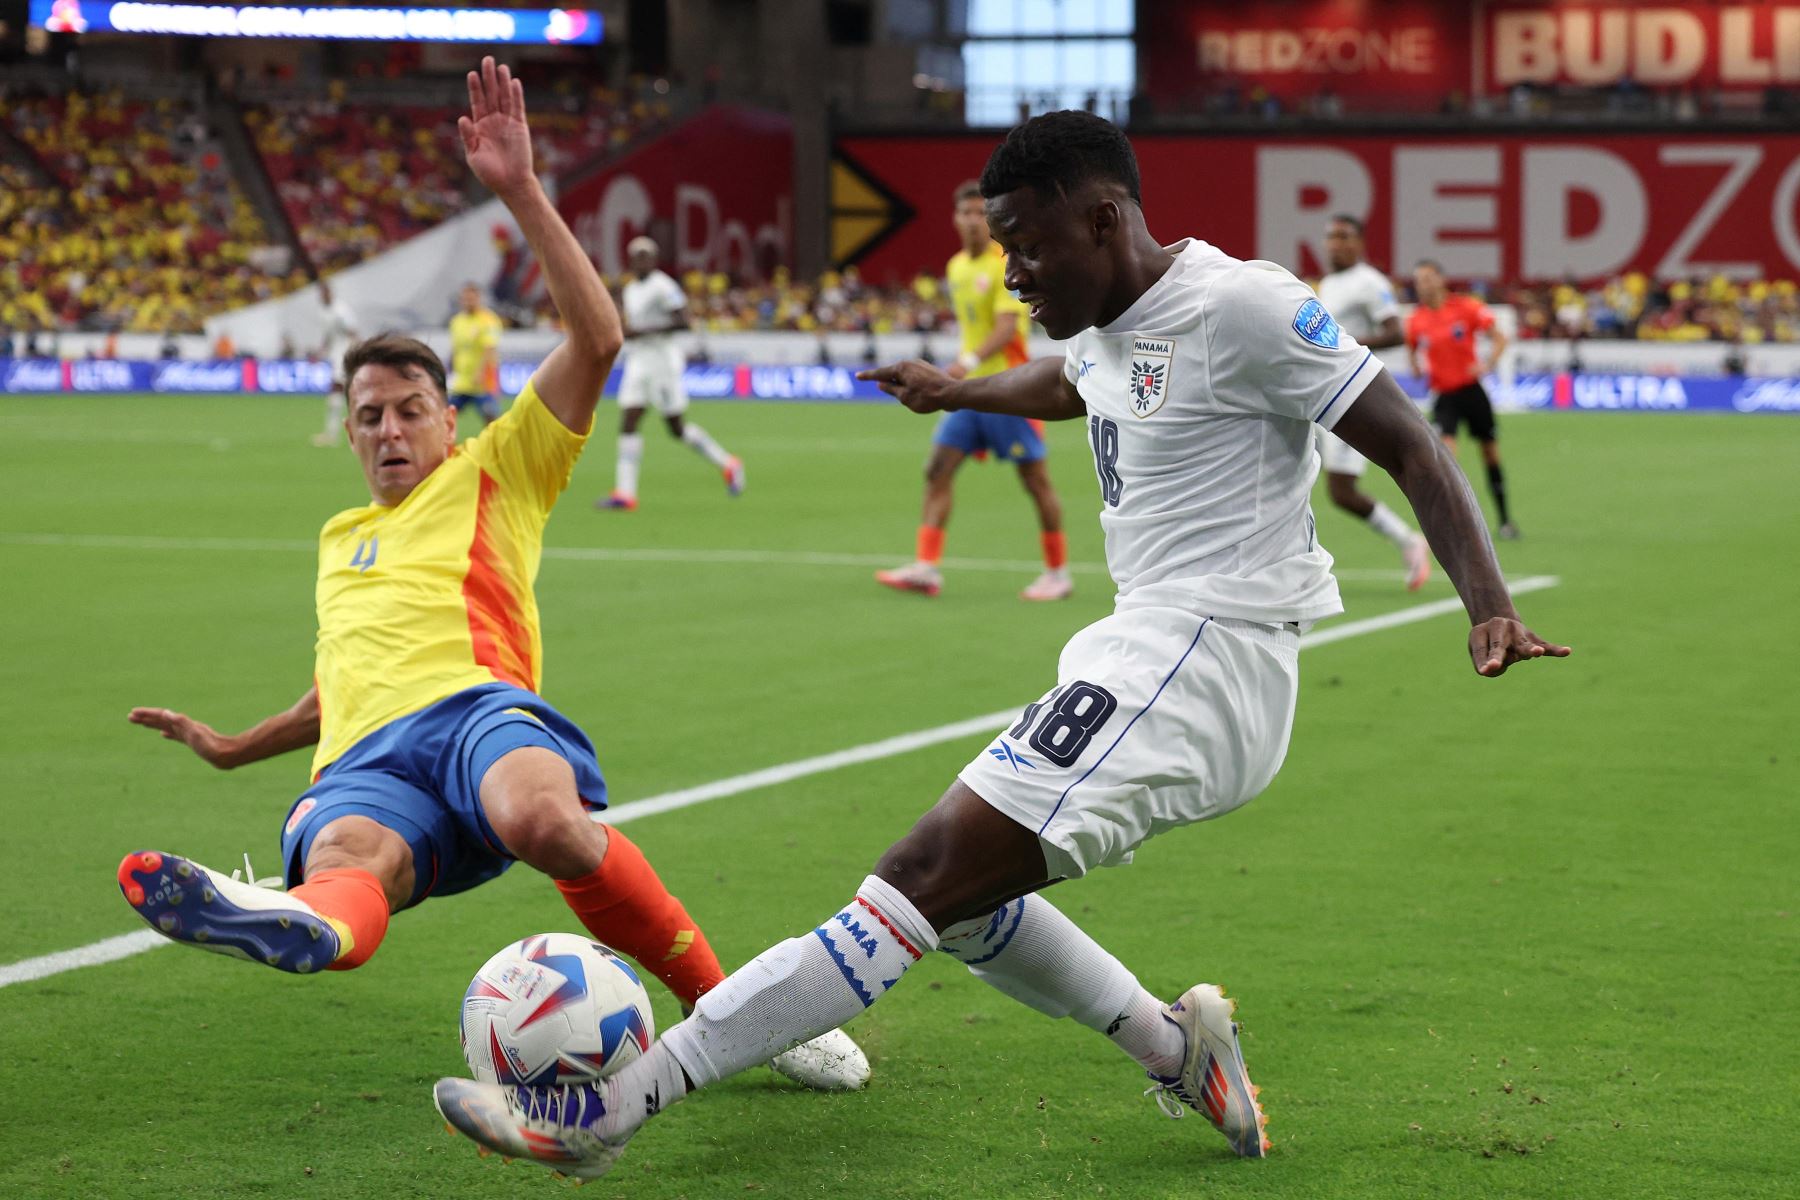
[858,355,1084,420]
[129,685,320,770]
[1333,372,1570,676]
[460,57,622,433]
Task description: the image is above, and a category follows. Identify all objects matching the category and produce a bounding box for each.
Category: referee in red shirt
[1405,260,1518,539]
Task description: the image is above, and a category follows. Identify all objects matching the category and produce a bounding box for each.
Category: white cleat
[1020,567,1074,602]
[1145,983,1271,1158]
[433,1077,634,1181]
[769,1028,871,1091]
[1402,535,1432,592]
[874,561,942,597]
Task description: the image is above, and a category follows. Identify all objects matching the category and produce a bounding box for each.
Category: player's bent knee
[873,782,1050,931]
[304,815,414,910]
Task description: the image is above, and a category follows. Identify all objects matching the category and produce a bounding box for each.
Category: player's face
[1324,221,1361,272]
[460,286,480,312]
[347,363,457,506]
[1413,264,1445,305]
[952,197,990,249]
[984,185,1105,340]
[629,248,656,277]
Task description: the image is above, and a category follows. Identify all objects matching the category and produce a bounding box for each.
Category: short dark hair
[341,333,447,400]
[953,179,983,204]
[1329,213,1364,236]
[979,110,1141,205]
[1414,258,1444,274]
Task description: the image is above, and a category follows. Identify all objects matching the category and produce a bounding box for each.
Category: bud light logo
[499,360,536,396]
[153,360,243,392]
[257,360,335,393]
[3,359,63,392]
[683,365,735,398]
[69,359,136,392]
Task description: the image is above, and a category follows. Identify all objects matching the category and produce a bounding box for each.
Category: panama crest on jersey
[1128,336,1174,418]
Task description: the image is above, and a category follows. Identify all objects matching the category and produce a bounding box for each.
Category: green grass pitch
[0,394,1795,1199]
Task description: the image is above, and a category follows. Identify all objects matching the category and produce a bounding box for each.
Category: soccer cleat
[595,492,638,512]
[768,1029,871,1091]
[1145,983,1271,1158]
[117,850,341,974]
[1497,522,1521,540]
[1402,535,1432,592]
[433,1077,633,1181]
[723,456,746,497]
[1020,568,1074,602]
[874,561,942,597]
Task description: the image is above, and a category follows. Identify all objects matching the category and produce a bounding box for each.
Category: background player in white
[310,280,361,448]
[596,236,744,510]
[1316,215,1430,589]
[435,112,1569,1180]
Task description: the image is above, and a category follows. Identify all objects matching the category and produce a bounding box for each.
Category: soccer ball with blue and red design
[460,932,656,1084]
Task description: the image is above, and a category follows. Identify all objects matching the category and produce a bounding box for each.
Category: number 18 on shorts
[958,608,1303,882]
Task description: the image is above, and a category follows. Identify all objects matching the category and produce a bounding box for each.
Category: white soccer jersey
[322,299,359,381]
[1062,239,1384,625]
[621,270,687,376]
[1317,261,1398,343]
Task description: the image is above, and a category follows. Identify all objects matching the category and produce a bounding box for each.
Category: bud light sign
[4,358,63,392]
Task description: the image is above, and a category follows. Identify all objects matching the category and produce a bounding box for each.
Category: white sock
[615,433,643,498]
[1366,500,1416,549]
[654,875,936,1090]
[322,390,345,436]
[681,422,732,468]
[939,894,1184,1077]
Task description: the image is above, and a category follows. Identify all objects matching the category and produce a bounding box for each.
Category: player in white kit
[596,236,744,510]
[310,281,361,448]
[1316,215,1430,589]
[434,112,1569,1180]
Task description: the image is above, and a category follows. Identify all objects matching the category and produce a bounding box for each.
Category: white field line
[0,531,1421,583]
[0,573,1558,991]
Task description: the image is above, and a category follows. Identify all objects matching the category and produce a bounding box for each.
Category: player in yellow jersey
[116,58,863,1097]
[447,281,504,426]
[875,180,1072,601]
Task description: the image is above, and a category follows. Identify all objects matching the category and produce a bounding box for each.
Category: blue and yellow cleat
[117,850,341,974]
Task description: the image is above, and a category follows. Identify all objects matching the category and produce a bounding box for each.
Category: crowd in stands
[1499,274,1800,346]
[1,88,305,333]
[248,78,675,275]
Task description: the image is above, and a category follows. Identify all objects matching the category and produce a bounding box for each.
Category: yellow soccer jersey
[311,377,587,775]
[448,308,502,395]
[946,244,1029,377]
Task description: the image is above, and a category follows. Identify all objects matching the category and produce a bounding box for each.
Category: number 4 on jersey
[350,536,379,573]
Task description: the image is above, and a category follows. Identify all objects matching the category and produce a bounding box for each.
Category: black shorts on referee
[1432,380,1497,441]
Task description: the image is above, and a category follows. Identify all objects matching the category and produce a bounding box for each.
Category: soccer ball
[460,932,655,1085]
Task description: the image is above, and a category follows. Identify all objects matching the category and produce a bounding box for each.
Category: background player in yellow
[875,180,1072,602]
[117,57,863,1094]
[447,281,504,426]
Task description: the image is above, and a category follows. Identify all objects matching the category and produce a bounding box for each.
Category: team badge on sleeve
[1293,299,1341,349]
[1129,336,1174,417]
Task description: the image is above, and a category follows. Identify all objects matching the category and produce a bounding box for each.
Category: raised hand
[857,360,957,414]
[459,55,535,199]
[1468,617,1571,677]
[128,706,237,769]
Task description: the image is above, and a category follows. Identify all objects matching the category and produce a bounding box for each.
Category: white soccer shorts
[618,346,688,415]
[960,607,1300,880]
[1317,428,1368,477]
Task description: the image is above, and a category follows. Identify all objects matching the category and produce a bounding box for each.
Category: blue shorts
[932,410,1047,463]
[449,391,500,418]
[279,683,607,907]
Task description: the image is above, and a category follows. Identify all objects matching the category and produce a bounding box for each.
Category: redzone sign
[1483,1,1800,89]
[835,133,1800,283]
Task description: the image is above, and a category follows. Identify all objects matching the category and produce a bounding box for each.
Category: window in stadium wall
[962,0,1135,127]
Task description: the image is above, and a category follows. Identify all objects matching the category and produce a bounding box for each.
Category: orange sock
[1041,530,1067,570]
[555,826,725,1005]
[916,525,945,565]
[290,867,390,970]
